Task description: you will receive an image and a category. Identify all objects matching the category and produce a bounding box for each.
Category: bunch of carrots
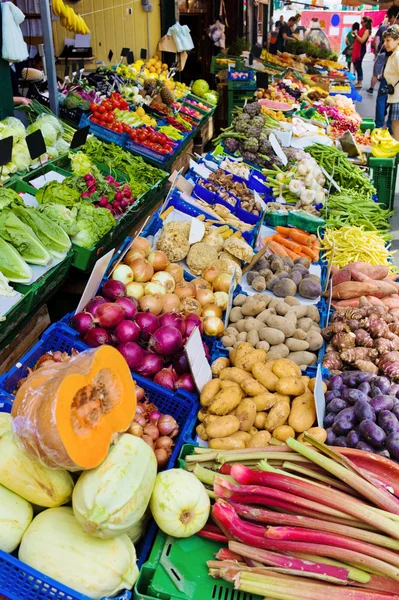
[264,226,320,262]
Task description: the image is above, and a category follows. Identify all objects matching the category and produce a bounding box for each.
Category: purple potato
[358,382,371,396]
[370,387,383,398]
[341,372,357,382]
[332,407,356,435]
[333,436,348,447]
[358,420,386,449]
[389,383,399,398]
[324,412,336,428]
[326,428,336,445]
[393,405,399,420]
[386,432,399,461]
[347,374,358,388]
[369,395,394,414]
[356,372,375,384]
[346,430,361,448]
[356,441,376,453]
[393,398,399,407]
[326,390,340,403]
[328,398,349,413]
[377,410,399,435]
[347,389,369,405]
[354,400,376,423]
[372,377,391,395]
[340,388,351,401]
[328,375,344,391]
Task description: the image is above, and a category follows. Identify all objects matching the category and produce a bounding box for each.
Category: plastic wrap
[12,346,136,471]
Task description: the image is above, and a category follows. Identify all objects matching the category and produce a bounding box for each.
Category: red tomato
[90,102,98,112]
[98,105,106,114]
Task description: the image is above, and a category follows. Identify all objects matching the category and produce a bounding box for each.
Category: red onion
[159,313,186,336]
[153,368,178,390]
[136,312,160,342]
[149,326,183,357]
[136,352,163,377]
[84,327,110,347]
[149,410,161,423]
[115,296,138,320]
[84,296,106,316]
[117,342,145,369]
[157,414,178,436]
[173,352,190,375]
[185,313,203,337]
[71,312,94,335]
[203,342,211,361]
[96,303,125,329]
[175,373,195,393]
[101,280,126,300]
[114,320,140,344]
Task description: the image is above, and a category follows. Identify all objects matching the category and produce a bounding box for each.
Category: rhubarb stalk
[292,553,370,584]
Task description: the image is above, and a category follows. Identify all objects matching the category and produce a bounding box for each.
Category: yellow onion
[124,250,146,266]
[152,271,175,293]
[139,294,163,314]
[144,281,166,296]
[165,263,184,283]
[213,273,231,293]
[191,277,211,291]
[202,266,220,285]
[148,250,169,272]
[126,281,144,300]
[130,236,151,257]
[196,288,215,307]
[112,264,133,285]
[203,316,224,336]
[181,297,202,316]
[175,281,196,299]
[214,291,229,310]
[202,303,222,319]
[161,293,181,313]
[131,258,154,283]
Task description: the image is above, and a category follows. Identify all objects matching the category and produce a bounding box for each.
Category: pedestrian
[381,25,399,140]
[375,7,399,130]
[367,19,389,94]
[352,16,373,88]
[276,16,296,53]
[343,22,359,73]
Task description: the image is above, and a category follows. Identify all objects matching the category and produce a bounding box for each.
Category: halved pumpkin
[12,346,136,471]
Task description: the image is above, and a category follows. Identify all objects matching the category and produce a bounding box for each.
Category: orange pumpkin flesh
[12,347,136,471]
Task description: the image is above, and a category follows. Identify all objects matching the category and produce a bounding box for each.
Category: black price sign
[79,59,84,71]
[72,61,78,75]
[70,125,90,150]
[140,48,147,59]
[108,49,114,62]
[0,136,13,167]
[252,45,262,59]
[127,51,134,65]
[248,52,254,65]
[121,47,130,57]
[64,63,70,78]
[26,130,46,161]
[256,71,268,89]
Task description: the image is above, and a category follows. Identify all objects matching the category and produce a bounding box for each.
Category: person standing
[382,25,399,140]
[352,16,372,88]
[367,19,389,94]
[276,16,296,53]
[344,22,360,73]
[375,7,399,130]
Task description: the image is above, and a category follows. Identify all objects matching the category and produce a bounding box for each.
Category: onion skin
[128,422,144,437]
[115,296,138,320]
[124,250,146,266]
[143,424,160,441]
[84,296,106,316]
[202,266,220,284]
[165,263,184,283]
[159,313,186,336]
[149,326,184,357]
[158,415,178,437]
[161,293,181,314]
[117,341,145,369]
[111,264,133,285]
[175,373,196,393]
[196,288,215,306]
[155,436,174,451]
[181,297,202,316]
[154,448,170,469]
[139,294,163,315]
[192,277,212,291]
[136,352,163,377]
[173,352,190,375]
[142,434,154,450]
[203,316,225,336]
[102,279,127,300]
[202,303,223,319]
[185,314,203,337]
[95,303,125,329]
[130,236,151,257]
[148,251,169,272]
[214,291,229,310]
[84,327,110,347]
[213,273,231,293]
[153,368,178,391]
[131,258,154,283]
[151,271,175,293]
[144,281,166,296]
[175,282,196,299]
[114,320,140,344]
[71,312,94,335]
[135,385,145,401]
[126,282,145,300]
[135,312,160,342]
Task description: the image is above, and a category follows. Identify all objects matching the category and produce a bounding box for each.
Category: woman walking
[382,25,399,140]
[352,16,372,88]
[344,22,359,73]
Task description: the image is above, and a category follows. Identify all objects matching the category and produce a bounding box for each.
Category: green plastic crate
[0,292,32,345]
[264,210,289,227]
[210,54,239,74]
[227,89,256,125]
[22,163,72,184]
[368,156,398,210]
[360,118,375,133]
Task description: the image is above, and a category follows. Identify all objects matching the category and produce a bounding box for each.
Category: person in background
[352,16,373,88]
[375,7,399,130]
[367,18,389,94]
[294,15,306,41]
[9,64,31,106]
[276,16,296,53]
[276,15,285,30]
[382,25,399,140]
[344,22,360,73]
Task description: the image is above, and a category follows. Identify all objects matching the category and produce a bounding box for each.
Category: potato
[287,351,316,367]
[209,436,245,450]
[308,377,327,393]
[252,392,277,412]
[297,427,327,444]
[276,376,305,397]
[284,311,297,328]
[266,314,296,338]
[247,330,260,347]
[200,378,221,406]
[284,296,300,306]
[230,431,252,443]
[266,344,289,360]
[222,335,236,348]
[256,341,270,352]
[288,390,316,433]
[204,414,218,425]
[259,327,285,346]
[254,412,267,429]
[273,279,297,298]
[306,331,324,352]
[265,401,290,432]
[298,278,321,300]
[252,363,279,391]
[293,329,307,341]
[232,342,253,365]
[241,378,267,397]
[306,305,320,323]
[198,407,208,422]
[247,430,272,447]
[286,338,310,352]
[268,298,282,310]
[196,423,208,441]
[273,425,295,442]
[289,305,308,319]
[272,358,302,379]
[297,317,314,332]
[274,392,291,405]
[235,319,247,333]
[244,318,264,332]
[220,380,239,389]
[235,349,267,371]
[265,359,277,371]
[206,415,240,438]
[229,307,244,323]
[220,367,253,385]
[257,308,276,323]
[233,294,247,307]
[211,357,230,377]
[236,398,257,431]
[301,376,310,388]
[237,331,248,342]
[225,326,239,337]
[275,302,290,316]
[241,299,267,317]
[248,426,258,436]
[209,386,243,415]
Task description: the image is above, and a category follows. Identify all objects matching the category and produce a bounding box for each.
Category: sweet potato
[332,296,385,308]
[331,281,397,300]
[346,263,389,280]
[382,295,399,309]
[331,267,351,287]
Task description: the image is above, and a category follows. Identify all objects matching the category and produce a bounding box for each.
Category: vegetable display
[321,227,395,271]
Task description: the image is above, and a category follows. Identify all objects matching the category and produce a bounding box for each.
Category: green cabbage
[36,181,81,207]
[38,204,79,237]
[0,117,26,143]
[56,138,69,154]
[0,237,32,283]
[11,204,71,259]
[0,211,52,266]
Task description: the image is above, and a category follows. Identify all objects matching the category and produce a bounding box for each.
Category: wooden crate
[193,117,214,154]
[168,141,194,174]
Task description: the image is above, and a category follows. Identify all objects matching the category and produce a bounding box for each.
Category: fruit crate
[360,118,375,133]
[79,113,128,148]
[227,88,256,125]
[210,54,239,74]
[368,155,398,210]
[0,292,32,346]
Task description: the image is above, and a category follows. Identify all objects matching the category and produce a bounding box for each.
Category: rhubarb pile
[186,435,399,599]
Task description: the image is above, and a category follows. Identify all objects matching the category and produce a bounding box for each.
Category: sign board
[108,50,114,62]
[256,71,268,89]
[70,125,90,150]
[0,136,13,167]
[315,363,326,427]
[224,268,237,328]
[26,130,46,161]
[121,47,130,57]
[127,51,134,65]
[76,249,115,314]
[140,48,147,59]
[269,133,288,166]
[321,166,341,193]
[189,217,205,244]
[185,326,212,392]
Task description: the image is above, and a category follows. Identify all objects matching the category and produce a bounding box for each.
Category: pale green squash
[0,483,33,552]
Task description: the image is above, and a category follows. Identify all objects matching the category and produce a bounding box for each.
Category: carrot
[273,234,304,254]
[263,236,275,243]
[300,245,318,261]
[274,226,292,237]
[288,229,313,247]
[268,240,289,256]
[284,248,303,260]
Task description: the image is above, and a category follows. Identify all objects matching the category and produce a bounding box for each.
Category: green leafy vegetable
[0,188,20,210]
[0,272,16,297]
[0,210,52,266]
[72,204,115,249]
[38,204,79,237]
[36,181,81,207]
[0,237,32,283]
[70,151,100,178]
[12,204,71,258]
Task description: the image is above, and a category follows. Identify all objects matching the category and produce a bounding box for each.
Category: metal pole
[39,0,59,115]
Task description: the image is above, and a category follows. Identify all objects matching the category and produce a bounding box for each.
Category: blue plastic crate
[79,114,128,147]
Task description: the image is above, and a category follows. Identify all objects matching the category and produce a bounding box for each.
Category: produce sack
[12,346,136,471]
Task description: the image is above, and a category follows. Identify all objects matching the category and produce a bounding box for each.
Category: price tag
[0,136,13,167]
[321,166,341,193]
[140,48,147,60]
[76,249,115,314]
[127,51,134,65]
[185,327,212,392]
[175,174,194,195]
[252,45,262,59]
[254,189,267,211]
[324,241,335,293]
[70,125,90,150]
[121,47,130,57]
[189,217,205,244]
[269,133,288,166]
[224,268,237,328]
[26,130,46,161]
[314,363,326,427]
[108,49,114,62]
[256,71,268,89]
[189,159,212,179]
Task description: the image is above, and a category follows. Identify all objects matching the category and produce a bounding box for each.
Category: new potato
[252,363,279,391]
[208,386,242,415]
[275,376,306,397]
[206,415,240,438]
[247,431,272,447]
[235,398,257,431]
[265,401,290,431]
